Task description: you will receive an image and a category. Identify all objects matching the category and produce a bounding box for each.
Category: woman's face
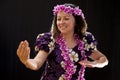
[57,11,75,34]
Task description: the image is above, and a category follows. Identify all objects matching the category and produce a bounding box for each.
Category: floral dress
[35,32,97,80]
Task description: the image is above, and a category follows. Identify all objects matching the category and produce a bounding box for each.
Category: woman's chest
[48,44,82,64]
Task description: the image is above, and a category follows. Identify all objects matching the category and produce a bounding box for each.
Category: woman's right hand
[17,40,30,65]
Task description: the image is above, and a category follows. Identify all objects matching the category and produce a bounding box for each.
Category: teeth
[61,26,66,28]
[61,26,66,29]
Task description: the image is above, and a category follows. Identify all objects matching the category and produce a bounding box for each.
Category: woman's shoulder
[83,31,93,37]
[35,32,55,53]
[83,31,96,40]
[82,31,97,44]
[36,32,52,39]
[82,32,97,56]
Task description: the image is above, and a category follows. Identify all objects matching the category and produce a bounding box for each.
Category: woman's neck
[62,33,74,41]
[61,33,77,49]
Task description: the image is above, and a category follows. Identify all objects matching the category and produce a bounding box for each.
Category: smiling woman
[56,10,76,36]
[16,3,108,80]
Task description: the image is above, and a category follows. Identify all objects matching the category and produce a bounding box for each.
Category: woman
[17,3,108,80]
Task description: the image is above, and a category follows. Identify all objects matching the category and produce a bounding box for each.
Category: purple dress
[35,32,97,80]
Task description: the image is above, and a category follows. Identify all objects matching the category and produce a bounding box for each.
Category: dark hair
[51,3,87,39]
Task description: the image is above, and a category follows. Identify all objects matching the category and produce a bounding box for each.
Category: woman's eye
[57,18,61,21]
[57,17,69,21]
[64,18,69,20]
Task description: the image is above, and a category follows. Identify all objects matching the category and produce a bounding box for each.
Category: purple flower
[56,34,86,80]
[53,4,85,19]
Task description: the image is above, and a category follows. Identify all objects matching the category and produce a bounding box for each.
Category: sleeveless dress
[34,32,97,80]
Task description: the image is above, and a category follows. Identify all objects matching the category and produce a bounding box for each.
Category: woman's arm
[17,40,49,70]
[25,50,48,70]
[89,50,108,68]
[79,50,109,68]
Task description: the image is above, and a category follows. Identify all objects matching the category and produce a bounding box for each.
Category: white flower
[69,49,72,53]
[48,41,54,53]
[92,35,95,40]
[85,44,90,51]
[69,51,79,62]
[37,33,44,38]
[83,37,87,43]
[90,43,97,50]
[59,74,65,80]
[90,43,94,48]
[35,46,39,51]
[85,42,97,51]
[61,61,65,68]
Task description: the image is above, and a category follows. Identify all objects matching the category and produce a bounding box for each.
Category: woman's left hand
[79,59,97,68]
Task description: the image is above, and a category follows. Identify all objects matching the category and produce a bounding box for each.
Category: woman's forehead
[57,11,73,17]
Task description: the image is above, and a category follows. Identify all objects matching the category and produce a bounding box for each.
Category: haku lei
[53,4,85,19]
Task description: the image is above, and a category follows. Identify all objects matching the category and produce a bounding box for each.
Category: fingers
[23,47,30,59]
[17,40,29,54]
[20,40,29,57]
[17,40,30,63]
[79,59,90,66]
[79,61,86,66]
[79,59,95,68]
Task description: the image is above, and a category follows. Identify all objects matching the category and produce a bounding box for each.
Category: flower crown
[53,4,85,19]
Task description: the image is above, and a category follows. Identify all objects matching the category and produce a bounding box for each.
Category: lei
[56,34,86,80]
[53,4,85,19]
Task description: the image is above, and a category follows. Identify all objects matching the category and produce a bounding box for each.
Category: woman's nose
[59,19,65,24]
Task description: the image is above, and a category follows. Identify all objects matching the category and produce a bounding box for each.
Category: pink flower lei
[53,4,85,19]
[56,34,86,80]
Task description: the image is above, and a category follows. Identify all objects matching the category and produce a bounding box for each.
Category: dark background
[0,0,119,80]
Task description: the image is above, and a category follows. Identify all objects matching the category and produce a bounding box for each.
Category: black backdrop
[0,0,119,80]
